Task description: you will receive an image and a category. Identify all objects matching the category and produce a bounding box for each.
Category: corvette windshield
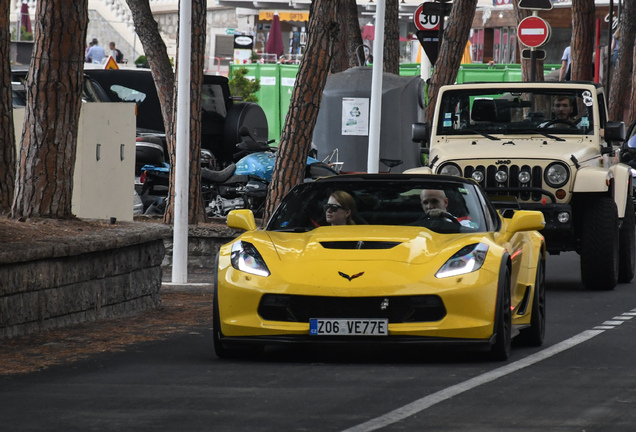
[437,88,596,137]
[267,178,490,234]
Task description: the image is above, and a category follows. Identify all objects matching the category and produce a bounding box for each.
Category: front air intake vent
[320,241,400,250]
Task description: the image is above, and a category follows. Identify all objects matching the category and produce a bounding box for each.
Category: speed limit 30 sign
[414,3,440,31]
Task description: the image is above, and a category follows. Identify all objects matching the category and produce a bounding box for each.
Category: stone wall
[0,224,170,339]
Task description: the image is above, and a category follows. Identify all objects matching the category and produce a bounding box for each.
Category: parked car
[213,174,546,361]
[80,67,269,170]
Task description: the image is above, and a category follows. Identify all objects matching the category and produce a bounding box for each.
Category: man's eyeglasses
[325,204,346,212]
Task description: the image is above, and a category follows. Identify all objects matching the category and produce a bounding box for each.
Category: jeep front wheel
[580,196,619,290]
[618,197,636,283]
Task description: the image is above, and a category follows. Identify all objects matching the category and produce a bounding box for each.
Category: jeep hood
[433,138,602,165]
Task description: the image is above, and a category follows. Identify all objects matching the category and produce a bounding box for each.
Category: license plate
[309,318,388,336]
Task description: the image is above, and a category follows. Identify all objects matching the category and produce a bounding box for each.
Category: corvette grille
[463,164,544,201]
[258,294,446,323]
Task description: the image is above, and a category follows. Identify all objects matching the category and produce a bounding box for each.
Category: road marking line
[341,330,605,432]
[613,316,633,320]
[603,320,625,326]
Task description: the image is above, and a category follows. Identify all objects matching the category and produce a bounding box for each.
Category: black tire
[580,196,619,291]
[491,265,512,361]
[518,257,546,346]
[618,197,635,283]
[212,285,228,359]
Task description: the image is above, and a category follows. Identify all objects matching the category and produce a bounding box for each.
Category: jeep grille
[463,164,544,201]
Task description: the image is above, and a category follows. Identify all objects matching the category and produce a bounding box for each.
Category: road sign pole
[530,49,537,81]
[437,9,444,52]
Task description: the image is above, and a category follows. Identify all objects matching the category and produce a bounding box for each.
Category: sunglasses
[325,203,346,212]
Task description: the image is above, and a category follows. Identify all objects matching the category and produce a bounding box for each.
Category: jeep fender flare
[610,163,633,219]
[572,165,631,218]
[572,167,613,194]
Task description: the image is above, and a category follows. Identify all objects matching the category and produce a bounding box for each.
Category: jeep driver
[410,81,635,291]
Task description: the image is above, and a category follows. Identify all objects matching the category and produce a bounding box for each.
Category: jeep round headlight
[438,163,462,177]
[495,170,508,183]
[544,162,569,188]
[518,170,531,184]
[471,170,484,183]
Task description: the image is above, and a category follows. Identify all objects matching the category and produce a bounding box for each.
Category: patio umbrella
[265,13,284,59]
[20,0,32,34]
[362,25,411,42]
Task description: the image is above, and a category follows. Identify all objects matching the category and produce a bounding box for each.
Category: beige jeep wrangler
[410,81,634,291]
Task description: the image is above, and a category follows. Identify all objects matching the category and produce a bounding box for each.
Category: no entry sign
[517,16,551,48]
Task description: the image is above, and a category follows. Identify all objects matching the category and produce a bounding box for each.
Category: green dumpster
[278,64,300,142]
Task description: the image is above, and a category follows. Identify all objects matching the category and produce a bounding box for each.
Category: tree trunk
[125,0,176,222]
[609,4,636,123]
[631,44,636,126]
[126,0,206,224]
[331,0,364,73]
[125,0,174,140]
[425,0,477,124]
[11,0,88,219]
[263,0,339,223]
[166,0,207,224]
[571,0,595,82]
[0,0,15,212]
[383,0,399,75]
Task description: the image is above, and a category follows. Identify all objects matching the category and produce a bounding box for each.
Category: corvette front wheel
[490,266,512,361]
[518,258,546,346]
[213,287,228,359]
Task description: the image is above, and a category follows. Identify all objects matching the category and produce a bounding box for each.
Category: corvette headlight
[231,240,270,277]
[435,243,489,278]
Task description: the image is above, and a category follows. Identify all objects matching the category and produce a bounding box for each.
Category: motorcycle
[139,147,339,217]
[203,150,339,217]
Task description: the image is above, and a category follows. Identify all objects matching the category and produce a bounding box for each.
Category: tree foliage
[229,67,261,102]
[11,0,88,219]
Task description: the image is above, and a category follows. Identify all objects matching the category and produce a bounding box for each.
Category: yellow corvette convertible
[214,174,546,360]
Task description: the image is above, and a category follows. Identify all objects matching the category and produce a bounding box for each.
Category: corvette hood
[263,225,483,266]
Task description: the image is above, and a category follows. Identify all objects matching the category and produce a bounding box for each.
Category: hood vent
[320,241,400,250]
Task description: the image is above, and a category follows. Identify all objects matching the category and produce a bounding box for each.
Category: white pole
[367,0,385,174]
[172,0,192,284]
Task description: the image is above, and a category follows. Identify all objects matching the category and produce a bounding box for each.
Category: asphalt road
[2,252,636,431]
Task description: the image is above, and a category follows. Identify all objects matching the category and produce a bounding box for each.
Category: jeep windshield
[437,87,595,137]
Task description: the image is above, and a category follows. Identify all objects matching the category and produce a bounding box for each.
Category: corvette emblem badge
[380,298,389,310]
[338,271,364,281]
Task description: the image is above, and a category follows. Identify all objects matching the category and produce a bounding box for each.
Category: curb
[161,282,214,293]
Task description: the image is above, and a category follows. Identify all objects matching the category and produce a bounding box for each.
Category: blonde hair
[330,190,357,225]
